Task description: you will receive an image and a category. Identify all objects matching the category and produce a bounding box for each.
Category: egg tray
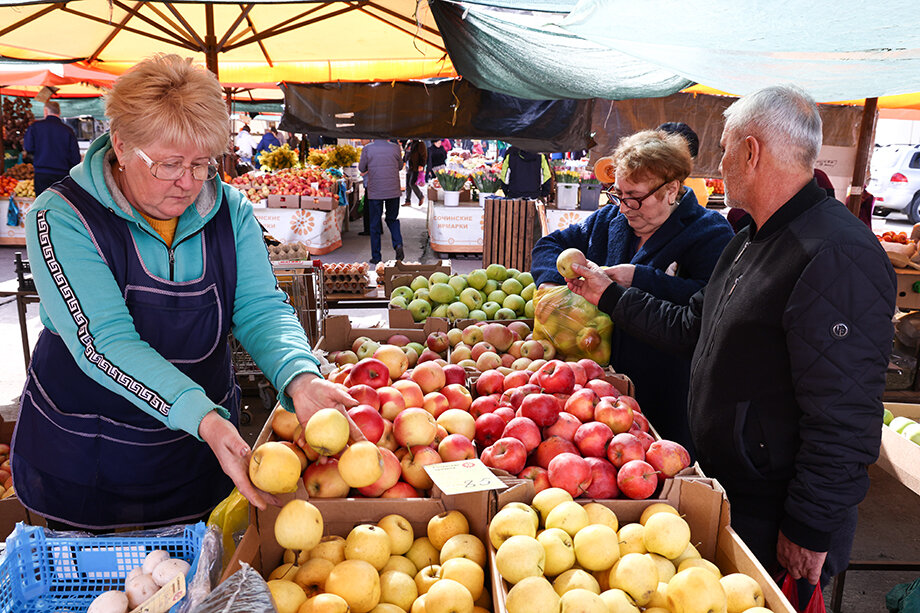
[267,241,310,261]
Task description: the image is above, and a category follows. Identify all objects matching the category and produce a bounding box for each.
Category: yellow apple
[375,344,410,379]
[617,523,646,556]
[369,604,407,613]
[249,441,302,494]
[424,578,474,613]
[506,576,560,613]
[379,569,419,611]
[305,408,350,456]
[377,514,415,555]
[671,542,702,568]
[293,558,334,597]
[677,557,722,578]
[572,524,620,572]
[440,557,484,600]
[346,524,392,571]
[583,502,619,532]
[545,501,589,537]
[275,500,324,552]
[382,554,418,577]
[488,507,537,549]
[537,528,576,577]
[647,581,669,608]
[428,510,470,550]
[415,564,441,595]
[338,441,384,488]
[439,534,486,568]
[599,588,640,613]
[267,579,307,613]
[559,588,607,613]
[503,502,540,533]
[644,513,691,560]
[436,409,476,440]
[406,537,440,572]
[531,488,574,526]
[410,594,426,613]
[272,407,301,441]
[310,535,347,565]
[553,568,600,596]
[306,592,351,612]
[325,559,382,613]
[608,553,658,606]
[495,535,545,585]
[667,567,727,613]
[268,562,299,581]
[639,502,680,526]
[645,553,676,584]
[720,573,764,613]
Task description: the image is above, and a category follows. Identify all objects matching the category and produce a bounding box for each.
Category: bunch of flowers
[554,168,582,184]
[472,169,501,193]
[580,171,601,185]
[434,167,469,192]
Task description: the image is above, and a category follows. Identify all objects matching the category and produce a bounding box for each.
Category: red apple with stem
[574,421,614,458]
[616,459,658,499]
[481,437,527,474]
[518,465,551,493]
[534,436,580,469]
[606,432,645,468]
[547,452,592,497]
[474,413,506,449]
[502,416,542,453]
[645,440,692,478]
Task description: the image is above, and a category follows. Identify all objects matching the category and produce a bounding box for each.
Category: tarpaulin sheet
[279,79,595,152]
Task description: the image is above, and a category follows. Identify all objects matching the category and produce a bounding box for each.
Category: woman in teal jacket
[13,54,357,531]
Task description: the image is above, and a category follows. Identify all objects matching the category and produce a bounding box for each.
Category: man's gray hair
[44,100,61,116]
[723,85,822,169]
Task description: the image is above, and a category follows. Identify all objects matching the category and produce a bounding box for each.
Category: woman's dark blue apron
[12,177,239,530]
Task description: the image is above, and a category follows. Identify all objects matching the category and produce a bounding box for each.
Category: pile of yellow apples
[491,488,772,613]
[267,500,491,613]
[0,443,14,500]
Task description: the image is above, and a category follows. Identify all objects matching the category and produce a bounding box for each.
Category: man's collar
[749,178,827,241]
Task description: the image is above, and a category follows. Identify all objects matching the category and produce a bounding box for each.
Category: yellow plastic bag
[533,285,612,365]
[207,488,250,568]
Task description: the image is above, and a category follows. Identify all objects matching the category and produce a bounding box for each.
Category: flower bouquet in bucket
[434,167,470,206]
[580,171,602,210]
[554,167,581,209]
[472,168,501,206]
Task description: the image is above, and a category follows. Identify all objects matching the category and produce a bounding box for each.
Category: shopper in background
[233,125,258,172]
[254,127,281,165]
[499,146,552,199]
[657,121,709,207]
[15,54,358,532]
[568,85,895,599]
[403,139,427,207]
[22,100,81,195]
[426,139,448,180]
[359,139,405,264]
[531,130,733,453]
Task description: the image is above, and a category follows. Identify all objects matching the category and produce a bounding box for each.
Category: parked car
[869,144,920,221]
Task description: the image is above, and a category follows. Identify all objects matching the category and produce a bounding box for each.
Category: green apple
[432,304,450,318]
[448,276,468,294]
[469,309,487,321]
[890,416,917,434]
[410,275,430,292]
[408,299,432,322]
[521,283,536,301]
[468,269,488,290]
[495,308,517,320]
[407,342,426,356]
[429,271,450,286]
[488,290,507,304]
[524,300,535,318]
[501,278,523,296]
[883,408,894,426]
[482,301,501,319]
[486,263,508,282]
[447,302,470,321]
[507,268,521,279]
[390,296,408,310]
[902,422,920,445]
[517,272,534,287]
[479,290,489,303]
[460,287,484,311]
[391,286,414,301]
[483,279,500,295]
[430,283,456,304]
[504,294,526,315]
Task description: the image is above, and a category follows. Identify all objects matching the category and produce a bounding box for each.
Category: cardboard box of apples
[877,402,920,496]
[489,478,795,613]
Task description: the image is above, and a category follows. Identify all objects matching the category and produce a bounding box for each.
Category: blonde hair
[105,54,229,157]
[612,130,693,185]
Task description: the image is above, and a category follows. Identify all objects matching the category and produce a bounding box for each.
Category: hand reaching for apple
[601,264,636,288]
[287,374,365,443]
[199,411,279,510]
[566,262,613,306]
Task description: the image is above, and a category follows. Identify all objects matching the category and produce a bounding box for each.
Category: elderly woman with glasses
[15,54,358,532]
[531,129,733,455]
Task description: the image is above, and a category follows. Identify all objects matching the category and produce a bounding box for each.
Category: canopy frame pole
[224,2,363,52]
[90,0,144,62]
[217,3,255,50]
[358,4,446,53]
[204,3,219,79]
[0,3,62,38]
[112,0,198,48]
[245,13,274,67]
[62,4,196,50]
[846,97,878,218]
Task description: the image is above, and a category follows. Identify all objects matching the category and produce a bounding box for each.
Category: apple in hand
[556,248,587,279]
[481,437,527,474]
[348,405,385,443]
[349,358,391,389]
[616,459,658,499]
[645,440,691,478]
[548,452,592,497]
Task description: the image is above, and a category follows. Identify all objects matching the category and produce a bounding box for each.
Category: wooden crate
[482,198,535,271]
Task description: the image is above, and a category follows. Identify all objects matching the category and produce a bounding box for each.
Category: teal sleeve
[26,201,226,440]
[225,187,322,412]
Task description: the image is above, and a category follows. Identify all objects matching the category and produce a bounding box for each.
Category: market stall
[252,205,346,256]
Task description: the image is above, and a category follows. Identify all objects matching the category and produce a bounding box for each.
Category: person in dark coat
[426,139,448,180]
[499,146,552,199]
[567,85,895,600]
[254,127,281,166]
[23,100,81,194]
[532,130,734,454]
[403,139,428,206]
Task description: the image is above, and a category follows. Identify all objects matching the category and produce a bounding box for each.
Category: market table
[0,196,33,246]
[252,204,346,255]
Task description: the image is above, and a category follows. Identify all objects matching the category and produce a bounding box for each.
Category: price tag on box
[424,459,507,495]
[130,573,186,613]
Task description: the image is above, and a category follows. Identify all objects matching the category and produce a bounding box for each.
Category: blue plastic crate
[0,522,206,613]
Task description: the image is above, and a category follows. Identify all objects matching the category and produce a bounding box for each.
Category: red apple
[547,452,592,498]
[533,360,575,394]
[568,361,587,387]
[474,413,506,449]
[519,393,561,428]
[586,379,619,399]
[520,340,544,360]
[475,370,505,396]
[594,398,634,435]
[349,384,381,410]
[378,386,407,421]
[543,412,582,442]
[381,482,421,498]
[630,411,650,433]
[441,384,473,411]
[393,408,437,447]
[469,394,500,419]
[583,457,619,499]
[329,364,353,385]
[508,321,530,338]
[500,353,516,368]
[618,395,641,414]
[574,421,614,458]
[427,331,450,354]
[411,362,446,394]
[500,383,541,411]
[616,459,658,499]
[503,370,530,391]
[357,447,401,497]
[534,436,580,469]
[417,348,442,363]
[564,389,600,422]
[461,325,484,346]
[645,440,691,478]
[350,358,391,389]
[302,458,350,498]
[606,432,645,468]
[422,391,449,418]
[400,445,442,490]
[377,419,397,452]
[432,424,449,448]
[481,437,527,474]
[508,340,525,359]
[493,406,515,424]
[578,358,605,381]
[471,341,497,362]
[442,364,467,387]
[518,466,551,493]
[348,405,385,443]
[482,323,514,352]
[438,434,477,461]
[388,333,411,347]
[392,379,424,409]
[634,430,655,453]
[502,416,541,453]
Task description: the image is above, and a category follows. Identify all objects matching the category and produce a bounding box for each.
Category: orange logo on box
[291,210,315,235]
[558,212,581,230]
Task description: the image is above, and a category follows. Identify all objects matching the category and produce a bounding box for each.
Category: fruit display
[704,178,724,195]
[389,264,535,323]
[1,96,33,152]
[0,443,13,500]
[491,497,773,613]
[267,241,310,262]
[86,549,191,612]
[0,176,18,197]
[231,167,338,203]
[323,262,371,294]
[12,178,35,198]
[264,500,491,613]
[3,162,34,180]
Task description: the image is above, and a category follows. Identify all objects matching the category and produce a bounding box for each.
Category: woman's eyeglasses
[602,180,668,210]
[135,149,219,182]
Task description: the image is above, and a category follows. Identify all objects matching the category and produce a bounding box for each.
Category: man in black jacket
[568,85,896,595]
